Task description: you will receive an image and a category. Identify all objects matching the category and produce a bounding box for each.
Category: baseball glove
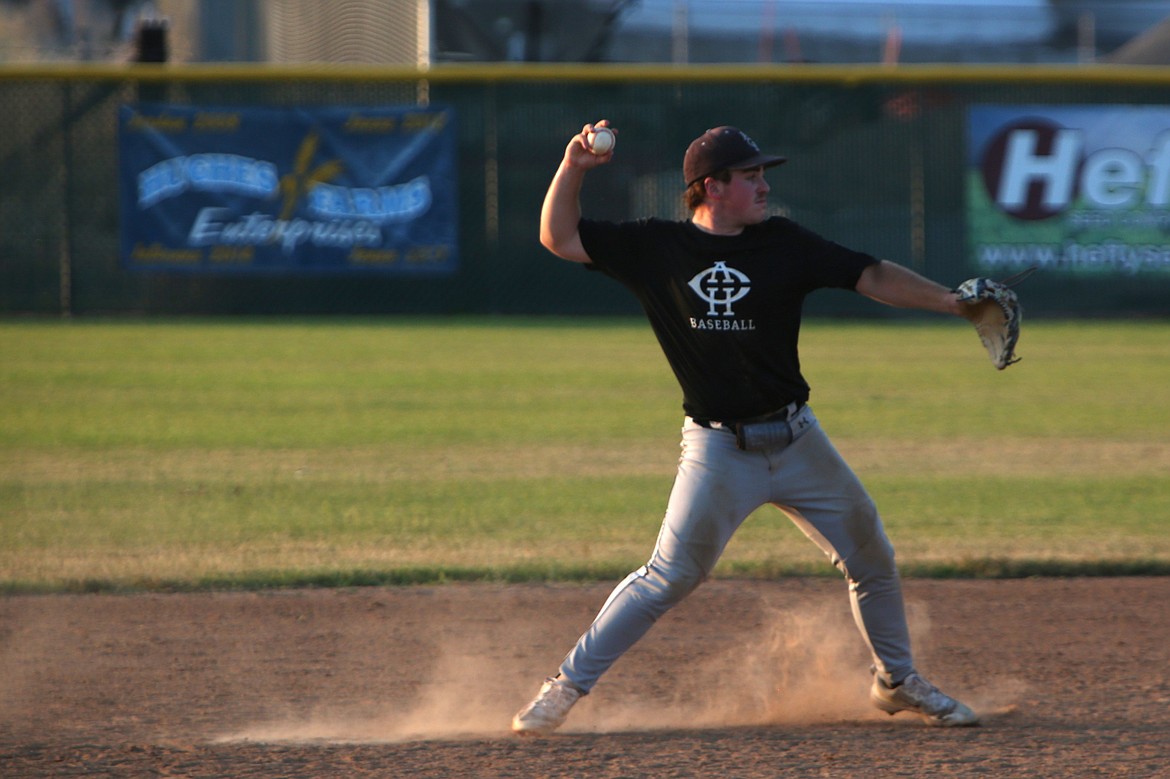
[954,276,1023,370]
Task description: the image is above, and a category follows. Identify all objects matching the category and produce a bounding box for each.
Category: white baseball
[587,127,615,155]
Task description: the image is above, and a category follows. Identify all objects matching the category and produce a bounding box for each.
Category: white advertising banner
[968,105,1170,276]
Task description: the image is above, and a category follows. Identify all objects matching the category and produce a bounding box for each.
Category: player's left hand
[954,277,1022,369]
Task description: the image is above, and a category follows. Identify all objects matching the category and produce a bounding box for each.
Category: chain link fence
[3,64,1170,316]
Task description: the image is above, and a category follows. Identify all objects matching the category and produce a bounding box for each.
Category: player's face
[724,167,770,224]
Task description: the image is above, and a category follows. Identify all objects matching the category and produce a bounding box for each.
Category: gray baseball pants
[558,405,915,692]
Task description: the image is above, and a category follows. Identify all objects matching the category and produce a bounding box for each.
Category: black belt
[694,401,805,432]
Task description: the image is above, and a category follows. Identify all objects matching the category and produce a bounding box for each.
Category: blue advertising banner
[967,105,1170,276]
[119,104,458,274]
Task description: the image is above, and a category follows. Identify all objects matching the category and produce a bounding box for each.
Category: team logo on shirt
[687,262,756,330]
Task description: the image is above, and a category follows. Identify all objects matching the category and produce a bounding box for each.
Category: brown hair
[684,169,731,211]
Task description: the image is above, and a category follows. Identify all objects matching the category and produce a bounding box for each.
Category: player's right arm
[540,122,613,264]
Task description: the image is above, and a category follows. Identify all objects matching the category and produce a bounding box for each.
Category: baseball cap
[683,126,787,186]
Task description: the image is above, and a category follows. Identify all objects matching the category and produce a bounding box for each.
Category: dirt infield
[2,577,1168,778]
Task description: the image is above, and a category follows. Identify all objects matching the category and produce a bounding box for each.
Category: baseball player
[512,122,981,734]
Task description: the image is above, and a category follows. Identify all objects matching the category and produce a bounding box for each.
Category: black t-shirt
[579,216,878,421]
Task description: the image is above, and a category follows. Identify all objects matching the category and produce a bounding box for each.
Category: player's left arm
[855,260,969,319]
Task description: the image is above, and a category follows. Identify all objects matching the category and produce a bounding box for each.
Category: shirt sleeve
[783,220,879,291]
[578,218,656,283]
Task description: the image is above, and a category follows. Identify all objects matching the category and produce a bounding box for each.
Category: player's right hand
[565,121,615,168]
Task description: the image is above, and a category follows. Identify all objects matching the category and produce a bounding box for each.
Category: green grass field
[2,317,1168,593]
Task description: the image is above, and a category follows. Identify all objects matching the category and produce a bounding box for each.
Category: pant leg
[558,420,768,691]
[764,409,914,685]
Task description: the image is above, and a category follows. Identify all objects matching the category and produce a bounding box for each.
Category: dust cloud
[221,599,883,744]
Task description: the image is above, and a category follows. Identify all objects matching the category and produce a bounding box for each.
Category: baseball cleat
[870,672,980,727]
[512,677,582,735]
